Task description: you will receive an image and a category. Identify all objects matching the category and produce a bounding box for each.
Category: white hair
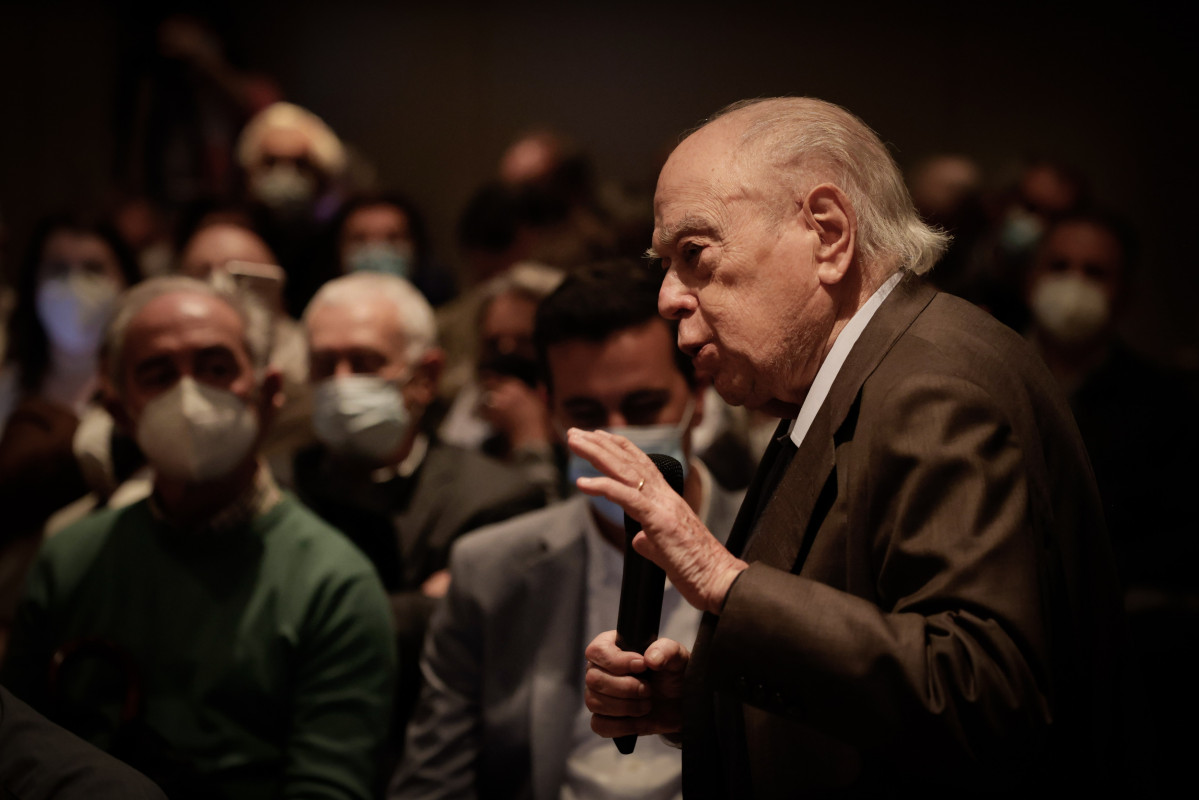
[304,273,437,363]
[103,276,273,391]
[236,101,346,178]
[710,97,949,276]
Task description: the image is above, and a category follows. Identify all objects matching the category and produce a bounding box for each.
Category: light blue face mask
[566,397,694,528]
[346,242,414,280]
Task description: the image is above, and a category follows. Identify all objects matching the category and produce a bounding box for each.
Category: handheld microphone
[614,452,685,755]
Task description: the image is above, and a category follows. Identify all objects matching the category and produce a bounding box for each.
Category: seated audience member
[2,277,395,800]
[392,260,745,799]
[0,683,167,799]
[237,101,347,315]
[1023,212,1199,791]
[296,272,545,734]
[333,193,456,307]
[1023,212,1198,587]
[439,262,564,499]
[176,220,313,475]
[0,216,141,655]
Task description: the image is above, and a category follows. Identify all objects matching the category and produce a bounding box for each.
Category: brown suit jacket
[682,276,1134,798]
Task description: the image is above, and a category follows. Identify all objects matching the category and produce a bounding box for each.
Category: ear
[407,347,446,409]
[256,367,285,428]
[100,374,134,435]
[801,183,856,286]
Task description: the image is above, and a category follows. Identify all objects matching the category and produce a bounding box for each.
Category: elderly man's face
[307,295,410,383]
[654,122,832,414]
[120,291,258,421]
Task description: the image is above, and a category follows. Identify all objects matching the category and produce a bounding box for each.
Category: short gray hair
[304,272,438,363]
[103,276,274,391]
[709,97,949,276]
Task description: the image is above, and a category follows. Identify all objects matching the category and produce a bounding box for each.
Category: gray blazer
[393,474,744,800]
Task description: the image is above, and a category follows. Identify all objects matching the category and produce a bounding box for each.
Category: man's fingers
[644,637,690,672]
[584,630,644,675]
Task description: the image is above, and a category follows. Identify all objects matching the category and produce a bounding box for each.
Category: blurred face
[1027,221,1125,305]
[654,121,832,413]
[119,291,257,421]
[306,296,409,383]
[481,291,537,358]
[547,319,698,435]
[339,204,413,266]
[252,127,318,180]
[179,224,276,280]
[38,230,126,287]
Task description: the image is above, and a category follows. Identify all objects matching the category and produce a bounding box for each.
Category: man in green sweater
[2,276,396,800]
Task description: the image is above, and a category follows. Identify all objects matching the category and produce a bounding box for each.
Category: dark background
[1,0,1194,360]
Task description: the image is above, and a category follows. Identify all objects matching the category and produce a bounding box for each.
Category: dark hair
[1040,210,1139,275]
[5,213,141,393]
[333,191,431,268]
[533,259,694,391]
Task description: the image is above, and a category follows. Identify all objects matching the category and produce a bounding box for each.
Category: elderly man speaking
[573,98,1133,796]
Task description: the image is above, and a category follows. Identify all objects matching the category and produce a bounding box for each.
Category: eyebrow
[647,214,720,260]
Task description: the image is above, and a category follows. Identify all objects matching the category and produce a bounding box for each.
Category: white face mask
[1030,272,1111,346]
[136,377,259,483]
[251,165,316,210]
[566,397,694,527]
[312,375,412,462]
[36,273,121,355]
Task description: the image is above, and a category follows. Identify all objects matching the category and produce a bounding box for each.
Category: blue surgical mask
[567,453,627,528]
[346,242,414,280]
[567,397,694,527]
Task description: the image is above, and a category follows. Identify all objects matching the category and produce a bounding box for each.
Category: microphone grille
[648,453,685,496]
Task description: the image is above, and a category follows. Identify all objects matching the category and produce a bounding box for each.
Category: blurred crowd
[0,12,1195,800]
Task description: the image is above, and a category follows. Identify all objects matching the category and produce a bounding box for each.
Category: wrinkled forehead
[127,291,247,350]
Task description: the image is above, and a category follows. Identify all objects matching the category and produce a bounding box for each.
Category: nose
[333,358,355,379]
[658,268,695,321]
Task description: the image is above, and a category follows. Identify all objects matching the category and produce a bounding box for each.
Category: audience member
[393,259,745,799]
[333,193,456,307]
[176,220,314,476]
[438,262,564,499]
[2,276,395,800]
[295,272,545,743]
[970,157,1090,330]
[1024,211,1199,794]
[1022,213,1198,583]
[236,101,347,315]
[0,216,141,655]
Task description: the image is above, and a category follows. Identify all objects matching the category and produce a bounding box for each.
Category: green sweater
[3,494,396,800]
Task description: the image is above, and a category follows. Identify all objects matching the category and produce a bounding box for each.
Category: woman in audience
[0,215,141,657]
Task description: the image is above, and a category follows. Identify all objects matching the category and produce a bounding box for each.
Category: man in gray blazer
[576,99,1136,796]
[392,261,745,799]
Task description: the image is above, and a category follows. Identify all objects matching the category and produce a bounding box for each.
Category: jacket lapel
[742,275,938,573]
[525,505,588,800]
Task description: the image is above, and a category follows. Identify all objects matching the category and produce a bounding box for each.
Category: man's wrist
[707,561,749,615]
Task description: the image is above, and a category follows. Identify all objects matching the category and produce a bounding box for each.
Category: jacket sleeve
[705,372,1056,774]
[389,546,483,800]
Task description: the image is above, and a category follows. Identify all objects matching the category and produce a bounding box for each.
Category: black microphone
[614,453,685,755]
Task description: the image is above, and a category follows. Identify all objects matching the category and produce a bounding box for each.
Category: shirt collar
[788,270,903,449]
